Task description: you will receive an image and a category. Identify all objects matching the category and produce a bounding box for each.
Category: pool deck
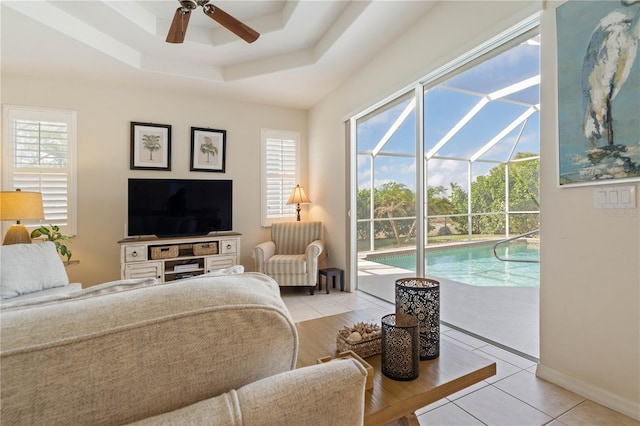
[358,259,539,360]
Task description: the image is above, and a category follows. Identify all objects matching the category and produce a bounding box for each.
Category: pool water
[368,243,540,288]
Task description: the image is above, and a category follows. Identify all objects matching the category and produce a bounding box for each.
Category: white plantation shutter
[261,129,299,226]
[3,105,77,235]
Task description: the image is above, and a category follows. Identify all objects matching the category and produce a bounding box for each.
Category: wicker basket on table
[336,322,382,359]
[193,243,218,256]
[150,245,179,260]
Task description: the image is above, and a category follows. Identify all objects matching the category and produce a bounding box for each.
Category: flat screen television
[128,178,232,238]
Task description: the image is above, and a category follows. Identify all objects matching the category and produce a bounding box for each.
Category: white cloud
[427,160,470,192]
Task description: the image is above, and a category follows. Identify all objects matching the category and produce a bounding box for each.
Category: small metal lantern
[396,277,440,360]
[381,313,420,381]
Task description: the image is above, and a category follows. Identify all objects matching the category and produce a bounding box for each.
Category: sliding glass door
[352,23,540,325]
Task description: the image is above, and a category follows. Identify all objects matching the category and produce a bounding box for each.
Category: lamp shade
[287,185,311,205]
[0,190,45,221]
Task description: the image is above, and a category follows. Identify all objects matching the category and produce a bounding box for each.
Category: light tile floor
[281,288,639,426]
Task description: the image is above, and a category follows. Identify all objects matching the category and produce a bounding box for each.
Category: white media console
[118,233,241,282]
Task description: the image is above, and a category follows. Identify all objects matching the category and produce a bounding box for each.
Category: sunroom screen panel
[436,102,530,159]
[356,94,414,152]
[424,88,483,156]
[444,43,540,96]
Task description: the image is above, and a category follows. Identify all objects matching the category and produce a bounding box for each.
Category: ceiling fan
[166,0,260,44]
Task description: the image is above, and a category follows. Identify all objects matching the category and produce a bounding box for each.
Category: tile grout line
[490,383,555,420]
[447,399,489,426]
[547,400,588,424]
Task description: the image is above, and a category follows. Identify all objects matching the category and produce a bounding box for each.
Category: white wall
[537,2,640,418]
[309,0,639,420]
[1,74,308,286]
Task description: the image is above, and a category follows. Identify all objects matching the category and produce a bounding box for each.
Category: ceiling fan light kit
[166,0,259,44]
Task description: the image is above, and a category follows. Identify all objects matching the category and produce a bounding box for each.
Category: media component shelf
[118,233,241,282]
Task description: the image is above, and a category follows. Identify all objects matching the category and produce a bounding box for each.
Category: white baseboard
[536,364,640,421]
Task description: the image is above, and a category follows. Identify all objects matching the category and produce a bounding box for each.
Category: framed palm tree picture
[130,122,171,170]
[190,127,226,172]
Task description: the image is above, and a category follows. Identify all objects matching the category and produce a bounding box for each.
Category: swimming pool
[366,242,540,288]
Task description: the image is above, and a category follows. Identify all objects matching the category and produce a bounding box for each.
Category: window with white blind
[2,105,78,235]
[261,129,300,226]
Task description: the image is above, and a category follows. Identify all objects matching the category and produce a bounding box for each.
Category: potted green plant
[31,224,72,262]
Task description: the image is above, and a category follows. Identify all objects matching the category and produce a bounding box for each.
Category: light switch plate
[594,185,636,209]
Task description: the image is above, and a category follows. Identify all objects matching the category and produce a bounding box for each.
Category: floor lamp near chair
[287,185,311,222]
[0,189,44,245]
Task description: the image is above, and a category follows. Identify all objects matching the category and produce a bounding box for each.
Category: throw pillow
[0,241,69,299]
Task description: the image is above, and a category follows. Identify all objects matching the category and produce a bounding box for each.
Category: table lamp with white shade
[0,189,45,245]
[287,184,311,222]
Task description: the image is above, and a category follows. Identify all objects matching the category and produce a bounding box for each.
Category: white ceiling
[1,1,438,109]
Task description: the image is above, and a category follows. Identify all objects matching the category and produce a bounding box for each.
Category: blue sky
[357,37,540,194]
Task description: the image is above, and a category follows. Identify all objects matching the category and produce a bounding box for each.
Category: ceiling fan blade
[166,7,192,44]
[203,4,260,43]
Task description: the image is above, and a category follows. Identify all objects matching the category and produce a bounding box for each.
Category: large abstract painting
[557,0,640,186]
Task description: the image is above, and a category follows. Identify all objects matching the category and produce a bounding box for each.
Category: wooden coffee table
[296,310,496,426]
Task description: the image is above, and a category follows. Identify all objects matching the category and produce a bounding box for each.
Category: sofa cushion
[0,242,69,300]
[0,278,161,310]
[264,254,307,275]
[0,283,82,306]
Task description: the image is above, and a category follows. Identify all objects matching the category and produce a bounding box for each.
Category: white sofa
[0,271,367,425]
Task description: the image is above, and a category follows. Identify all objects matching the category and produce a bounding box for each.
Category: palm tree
[142,134,161,160]
[428,185,453,233]
[200,136,218,162]
[374,182,415,246]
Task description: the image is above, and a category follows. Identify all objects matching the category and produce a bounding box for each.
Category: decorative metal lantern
[395,277,440,360]
[381,313,420,381]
